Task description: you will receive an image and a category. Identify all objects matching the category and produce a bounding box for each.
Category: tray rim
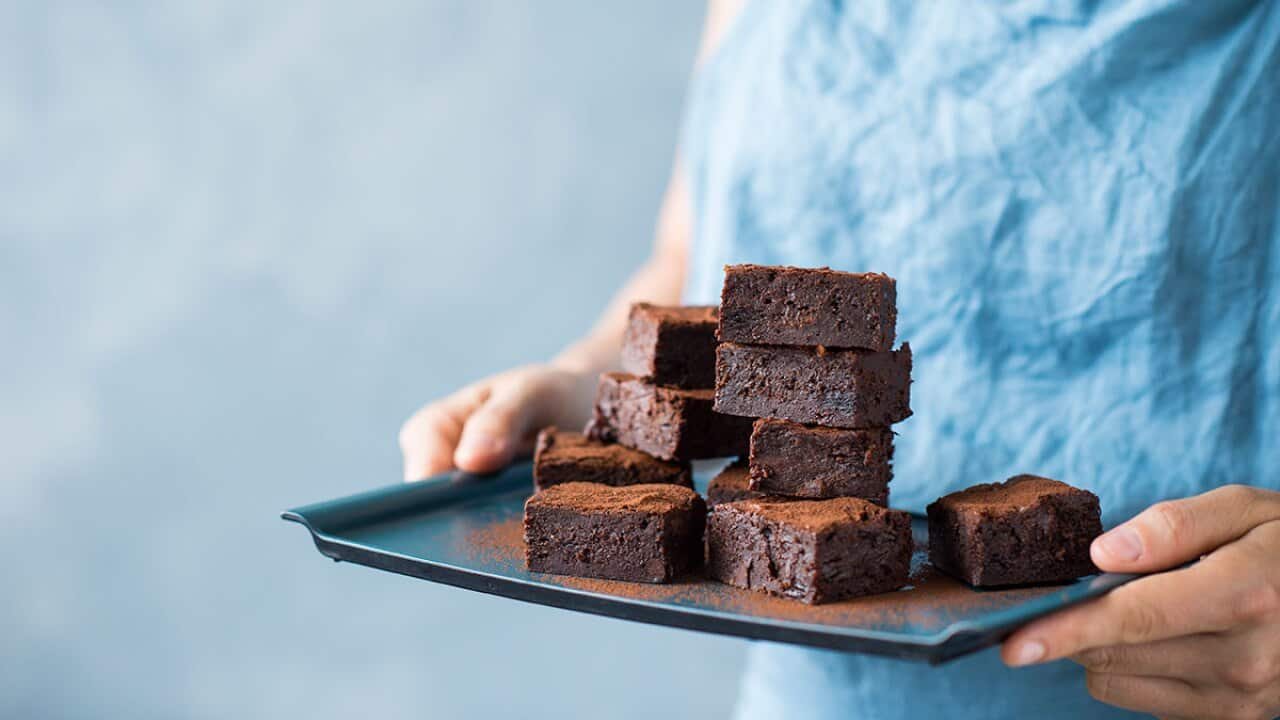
[282,466,1137,664]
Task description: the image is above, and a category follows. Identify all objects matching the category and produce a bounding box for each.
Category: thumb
[1091,484,1280,573]
[453,380,538,474]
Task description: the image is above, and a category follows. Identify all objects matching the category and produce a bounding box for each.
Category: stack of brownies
[525,304,749,583]
[710,264,912,505]
[704,264,916,603]
[584,303,754,462]
[531,303,751,496]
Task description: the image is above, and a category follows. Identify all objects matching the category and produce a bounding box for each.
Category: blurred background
[1,2,747,717]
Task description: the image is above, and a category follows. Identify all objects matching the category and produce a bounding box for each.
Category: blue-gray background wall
[1,3,747,718]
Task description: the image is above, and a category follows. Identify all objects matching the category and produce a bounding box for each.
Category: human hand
[398,364,596,481]
[1002,485,1280,720]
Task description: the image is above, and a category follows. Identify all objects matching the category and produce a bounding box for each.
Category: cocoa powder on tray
[460,514,1061,631]
[461,515,525,567]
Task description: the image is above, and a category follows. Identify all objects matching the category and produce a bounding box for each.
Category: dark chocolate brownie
[524,482,706,583]
[718,264,897,351]
[714,342,912,429]
[748,419,893,503]
[620,303,719,388]
[705,460,770,506]
[927,475,1103,587]
[586,372,754,461]
[707,497,912,604]
[532,427,692,492]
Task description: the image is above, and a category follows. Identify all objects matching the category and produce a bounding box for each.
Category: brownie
[620,304,719,388]
[718,264,897,351]
[748,419,892,503]
[927,475,1103,587]
[707,496,913,604]
[705,460,770,506]
[532,428,692,492]
[586,372,754,461]
[524,482,706,583]
[714,342,912,429]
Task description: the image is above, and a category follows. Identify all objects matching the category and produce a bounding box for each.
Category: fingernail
[1009,640,1046,666]
[1095,526,1143,562]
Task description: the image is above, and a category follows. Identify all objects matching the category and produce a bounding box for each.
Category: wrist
[550,337,616,376]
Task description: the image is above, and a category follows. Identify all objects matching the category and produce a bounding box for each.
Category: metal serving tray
[282,463,1135,664]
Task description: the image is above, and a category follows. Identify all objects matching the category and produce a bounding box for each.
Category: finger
[1091,485,1280,573]
[1003,554,1256,665]
[454,379,541,473]
[1083,673,1220,719]
[1071,634,1228,684]
[399,385,488,481]
[399,408,463,481]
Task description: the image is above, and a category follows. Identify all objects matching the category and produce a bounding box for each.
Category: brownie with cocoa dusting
[714,342,912,429]
[532,428,692,492]
[748,418,892,503]
[524,482,706,583]
[586,372,754,461]
[706,460,769,506]
[927,475,1102,587]
[718,264,897,351]
[707,496,912,604]
[621,304,719,388]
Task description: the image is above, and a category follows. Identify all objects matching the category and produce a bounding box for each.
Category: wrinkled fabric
[680,1,1280,718]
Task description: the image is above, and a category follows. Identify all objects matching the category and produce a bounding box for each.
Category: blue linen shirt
[680,1,1280,717]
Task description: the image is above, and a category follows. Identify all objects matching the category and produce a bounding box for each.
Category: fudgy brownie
[620,304,719,388]
[718,264,897,351]
[532,428,692,492]
[524,482,706,583]
[715,342,912,428]
[927,475,1103,587]
[586,372,754,461]
[748,418,892,503]
[707,497,913,604]
[705,460,769,506]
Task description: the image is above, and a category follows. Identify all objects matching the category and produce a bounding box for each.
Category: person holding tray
[400,2,1280,718]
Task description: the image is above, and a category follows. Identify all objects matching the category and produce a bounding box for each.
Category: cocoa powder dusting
[461,516,525,567]
[460,513,1063,632]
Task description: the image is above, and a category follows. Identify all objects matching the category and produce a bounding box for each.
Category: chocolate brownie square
[532,428,692,492]
[707,497,912,604]
[524,482,706,583]
[586,372,754,461]
[718,264,897,351]
[927,475,1103,587]
[714,342,912,429]
[705,460,769,506]
[748,418,892,503]
[620,303,719,388]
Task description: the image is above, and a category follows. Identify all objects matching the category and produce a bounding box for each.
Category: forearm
[552,158,691,375]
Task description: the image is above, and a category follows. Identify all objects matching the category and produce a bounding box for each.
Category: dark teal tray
[282,463,1136,664]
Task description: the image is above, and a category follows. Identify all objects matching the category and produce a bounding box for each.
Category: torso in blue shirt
[680,1,1280,717]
